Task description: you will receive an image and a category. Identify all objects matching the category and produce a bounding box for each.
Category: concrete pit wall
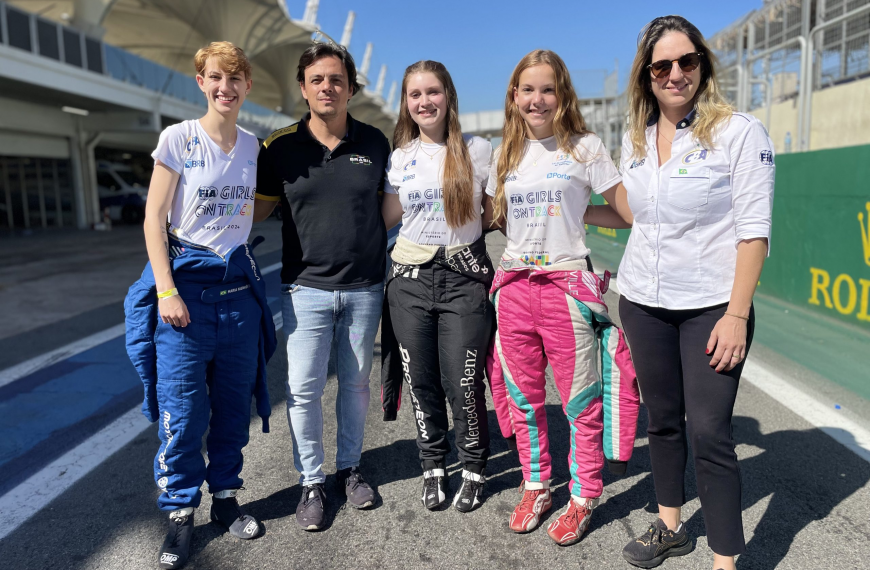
[751,76,870,154]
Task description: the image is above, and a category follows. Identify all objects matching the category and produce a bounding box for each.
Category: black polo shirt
[255,113,390,289]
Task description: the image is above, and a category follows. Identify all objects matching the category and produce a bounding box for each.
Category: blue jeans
[281,281,384,485]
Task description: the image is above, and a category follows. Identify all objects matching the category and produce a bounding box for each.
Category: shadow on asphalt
[731,417,870,569]
[3,331,869,569]
[601,412,870,570]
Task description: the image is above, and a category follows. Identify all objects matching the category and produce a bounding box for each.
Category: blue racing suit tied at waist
[124,235,277,432]
[181,281,253,304]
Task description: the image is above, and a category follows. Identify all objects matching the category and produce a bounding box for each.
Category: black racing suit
[382,237,493,473]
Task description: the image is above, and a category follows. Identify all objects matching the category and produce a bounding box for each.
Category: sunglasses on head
[648,52,703,79]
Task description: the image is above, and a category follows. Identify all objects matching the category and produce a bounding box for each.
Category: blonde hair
[393,61,475,229]
[194,41,252,80]
[627,15,732,159]
[492,50,590,225]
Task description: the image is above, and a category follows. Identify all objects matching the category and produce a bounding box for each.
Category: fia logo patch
[185,136,200,154]
[682,149,708,164]
[759,150,774,166]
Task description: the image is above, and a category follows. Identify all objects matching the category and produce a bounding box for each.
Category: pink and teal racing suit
[486,266,639,499]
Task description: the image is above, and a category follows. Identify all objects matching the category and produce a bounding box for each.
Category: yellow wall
[751,76,870,153]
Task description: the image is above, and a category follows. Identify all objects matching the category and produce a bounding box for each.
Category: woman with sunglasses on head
[380,60,494,512]
[485,49,639,546]
[125,42,275,568]
[611,16,775,570]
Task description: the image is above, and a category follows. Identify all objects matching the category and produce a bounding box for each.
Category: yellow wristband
[157,288,179,300]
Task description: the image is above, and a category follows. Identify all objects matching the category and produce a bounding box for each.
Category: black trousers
[386,260,492,473]
[618,297,755,556]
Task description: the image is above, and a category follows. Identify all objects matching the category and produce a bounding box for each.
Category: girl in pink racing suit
[485,49,639,546]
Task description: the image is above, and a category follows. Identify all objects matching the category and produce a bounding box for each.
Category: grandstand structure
[463,0,870,158]
[711,0,870,152]
[0,0,398,231]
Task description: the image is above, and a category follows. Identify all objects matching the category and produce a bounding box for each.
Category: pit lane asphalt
[0,230,868,570]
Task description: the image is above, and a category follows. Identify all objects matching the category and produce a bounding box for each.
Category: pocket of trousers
[281,283,303,295]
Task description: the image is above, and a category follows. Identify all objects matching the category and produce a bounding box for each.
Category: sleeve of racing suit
[599,321,640,474]
[486,329,517,442]
[380,291,403,421]
[124,271,159,423]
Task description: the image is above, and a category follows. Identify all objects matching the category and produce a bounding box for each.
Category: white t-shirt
[485,133,621,269]
[385,135,492,246]
[151,119,259,257]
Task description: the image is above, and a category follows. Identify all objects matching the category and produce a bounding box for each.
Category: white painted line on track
[0,406,151,541]
[260,262,281,275]
[0,323,126,389]
[0,309,285,538]
[0,263,282,389]
[741,359,870,464]
[601,271,870,464]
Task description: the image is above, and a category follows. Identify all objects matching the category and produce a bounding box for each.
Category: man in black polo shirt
[253,43,390,531]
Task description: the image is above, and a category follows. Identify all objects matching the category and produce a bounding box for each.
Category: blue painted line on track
[0,262,284,471]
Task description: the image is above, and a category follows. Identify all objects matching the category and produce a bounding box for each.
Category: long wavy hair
[627,15,732,159]
[492,50,590,224]
[392,60,474,229]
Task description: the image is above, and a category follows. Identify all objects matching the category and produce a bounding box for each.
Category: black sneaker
[421,469,448,510]
[209,489,261,539]
[336,466,376,509]
[452,469,485,513]
[158,507,194,569]
[296,484,326,531]
[622,518,694,568]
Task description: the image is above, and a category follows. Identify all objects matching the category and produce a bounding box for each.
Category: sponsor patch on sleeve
[759,150,774,166]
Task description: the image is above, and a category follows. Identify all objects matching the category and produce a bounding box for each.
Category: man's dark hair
[296,42,362,95]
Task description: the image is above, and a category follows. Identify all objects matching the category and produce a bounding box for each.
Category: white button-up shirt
[616,112,775,309]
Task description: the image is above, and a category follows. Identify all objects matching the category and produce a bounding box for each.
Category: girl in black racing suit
[381,60,495,512]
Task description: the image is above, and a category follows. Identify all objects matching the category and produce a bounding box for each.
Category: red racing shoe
[509,482,552,533]
[546,497,599,546]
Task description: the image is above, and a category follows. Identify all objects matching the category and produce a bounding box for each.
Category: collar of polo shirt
[647,108,697,130]
[299,111,358,143]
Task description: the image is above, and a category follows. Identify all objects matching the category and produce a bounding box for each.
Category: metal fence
[710,0,870,151]
[818,0,870,87]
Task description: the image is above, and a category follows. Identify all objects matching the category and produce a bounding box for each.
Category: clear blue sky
[290,0,762,112]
